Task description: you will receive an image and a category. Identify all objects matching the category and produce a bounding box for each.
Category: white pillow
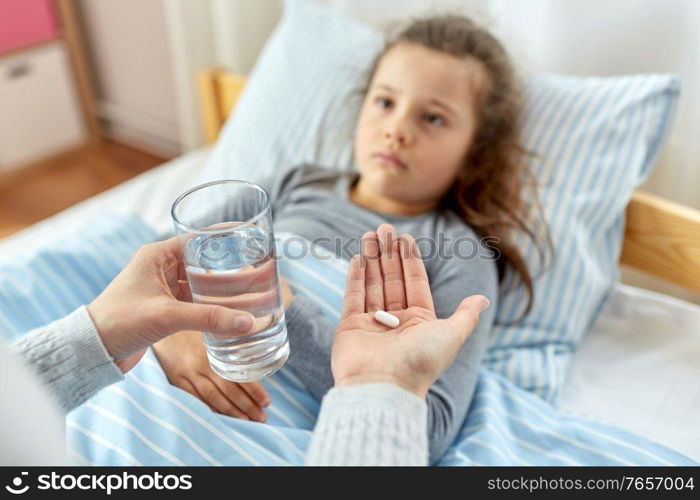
[201,0,680,403]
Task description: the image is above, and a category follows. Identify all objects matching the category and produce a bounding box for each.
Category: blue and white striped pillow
[489,74,678,401]
[202,0,680,402]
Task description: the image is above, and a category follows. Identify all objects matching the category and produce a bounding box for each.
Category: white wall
[78,0,181,157]
[490,0,700,211]
[211,0,284,75]
[162,0,216,152]
[77,0,283,154]
[162,0,284,150]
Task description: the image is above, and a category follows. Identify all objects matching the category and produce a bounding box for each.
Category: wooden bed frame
[197,69,700,294]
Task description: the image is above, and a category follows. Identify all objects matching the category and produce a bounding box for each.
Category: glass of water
[171,180,288,382]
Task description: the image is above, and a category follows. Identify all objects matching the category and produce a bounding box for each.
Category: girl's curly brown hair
[362,15,553,319]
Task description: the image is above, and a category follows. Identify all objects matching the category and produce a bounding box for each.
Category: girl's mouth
[374,152,408,170]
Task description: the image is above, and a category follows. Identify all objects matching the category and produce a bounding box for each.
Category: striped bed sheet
[0,215,695,466]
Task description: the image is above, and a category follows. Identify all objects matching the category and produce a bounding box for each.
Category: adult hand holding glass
[331,225,491,398]
[87,237,256,373]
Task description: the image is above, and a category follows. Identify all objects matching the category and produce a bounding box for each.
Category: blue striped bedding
[0,215,695,465]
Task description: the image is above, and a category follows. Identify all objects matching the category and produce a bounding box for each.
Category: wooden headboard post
[197,69,247,144]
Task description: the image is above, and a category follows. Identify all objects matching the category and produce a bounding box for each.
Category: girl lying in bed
[154,14,550,464]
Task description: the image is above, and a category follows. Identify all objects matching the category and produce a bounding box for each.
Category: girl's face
[353,42,486,213]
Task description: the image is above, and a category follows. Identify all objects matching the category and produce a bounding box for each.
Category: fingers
[155,330,268,421]
[177,279,193,303]
[377,224,406,312]
[141,236,182,262]
[168,303,255,337]
[239,381,271,408]
[186,259,276,296]
[250,312,276,334]
[166,237,188,283]
[279,277,295,310]
[341,254,366,320]
[210,377,268,422]
[194,287,279,317]
[399,233,435,313]
[445,295,491,342]
[177,378,209,408]
[195,377,253,420]
[146,236,186,278]
[361,232,385,313]
[160,235,184,255]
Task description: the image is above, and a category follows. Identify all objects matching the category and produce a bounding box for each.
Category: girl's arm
[283,294,337,400]
[422,254,498,464]
[283,256,498,464]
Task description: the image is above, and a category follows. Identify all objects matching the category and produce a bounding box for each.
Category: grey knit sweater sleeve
[8,305,427,466]
[11,306,124,413]
[306,383,428,466]
[284,282,495,465]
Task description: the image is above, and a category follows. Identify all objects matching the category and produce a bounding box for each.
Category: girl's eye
[423,113,445,127]
[373,97,445,126]
[375,97,392,109]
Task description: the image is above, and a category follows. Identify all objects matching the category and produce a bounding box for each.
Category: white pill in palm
[374,309,400,328]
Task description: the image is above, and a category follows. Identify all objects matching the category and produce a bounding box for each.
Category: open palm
[332,225,489,398]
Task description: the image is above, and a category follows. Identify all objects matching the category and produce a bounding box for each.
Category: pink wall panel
[0,0,59,54]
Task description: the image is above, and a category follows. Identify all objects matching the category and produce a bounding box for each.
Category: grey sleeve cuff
[305,383,428,466]
[12,306,124,413]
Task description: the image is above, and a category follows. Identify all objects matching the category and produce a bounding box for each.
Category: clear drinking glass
[171,180,288,382]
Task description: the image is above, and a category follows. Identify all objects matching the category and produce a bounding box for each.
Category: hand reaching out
[87,237,256,373]
[153,330,271,422]
[331,224,490,398]
[280,277,294,310]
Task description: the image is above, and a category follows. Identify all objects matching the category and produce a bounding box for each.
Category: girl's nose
[383,119,413,147]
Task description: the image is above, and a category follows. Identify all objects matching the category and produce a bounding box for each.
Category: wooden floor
[0,140,167,239]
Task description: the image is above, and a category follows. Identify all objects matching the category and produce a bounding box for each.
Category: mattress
[2,147,698,461]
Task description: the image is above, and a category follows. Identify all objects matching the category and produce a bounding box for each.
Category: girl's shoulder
[432,210,499,274]
[276,163,347,191]
[438,208,481,239]
[265,164,351,209]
